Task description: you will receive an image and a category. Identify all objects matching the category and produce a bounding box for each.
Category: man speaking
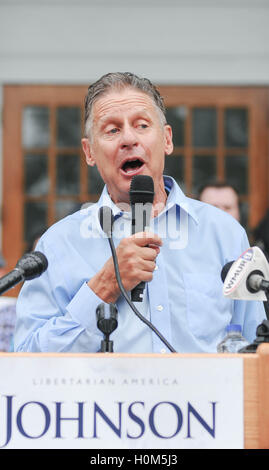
[14,72,266,353]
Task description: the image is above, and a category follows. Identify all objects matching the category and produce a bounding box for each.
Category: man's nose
[120,125,138,148]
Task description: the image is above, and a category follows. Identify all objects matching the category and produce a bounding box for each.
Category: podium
[241,343,269,449]
[0,344,269,449]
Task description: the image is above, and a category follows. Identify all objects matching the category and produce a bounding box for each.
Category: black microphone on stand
[129,175,154,302]
[98,205,176,353]
[96,303,118,352]
[0,251,48,295]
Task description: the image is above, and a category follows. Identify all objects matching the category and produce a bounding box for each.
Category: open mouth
[121,158,145,175]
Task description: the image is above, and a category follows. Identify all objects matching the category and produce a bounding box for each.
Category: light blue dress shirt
[14,176,266,354]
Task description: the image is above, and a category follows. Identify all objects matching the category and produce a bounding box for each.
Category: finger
[140,269,154,282]
[138,246,160,261]
[132,231,162,247]
[141,260,157,272]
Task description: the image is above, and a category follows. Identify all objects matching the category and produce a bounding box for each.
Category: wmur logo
[224,248,254,294]
[0,396,217,448]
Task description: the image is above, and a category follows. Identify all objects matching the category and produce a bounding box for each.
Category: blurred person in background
[198,181,240,222]
[253,209,269,261]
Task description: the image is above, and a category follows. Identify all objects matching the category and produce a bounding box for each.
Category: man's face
[200,186,240,221]
[81,87,173,205]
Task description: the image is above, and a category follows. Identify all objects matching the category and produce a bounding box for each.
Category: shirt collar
[163,175,199,224]
[95,175,199,228]
[97,186,126,220]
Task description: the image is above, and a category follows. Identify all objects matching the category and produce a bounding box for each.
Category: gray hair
[84,72,167,138]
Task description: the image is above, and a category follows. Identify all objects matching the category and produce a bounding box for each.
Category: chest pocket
[183,272,233,341]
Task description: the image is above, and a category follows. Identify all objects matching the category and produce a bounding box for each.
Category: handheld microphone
[129,175,154,302]
[98,205,176,353]
[221,246,269,301]
[0,251,48,295]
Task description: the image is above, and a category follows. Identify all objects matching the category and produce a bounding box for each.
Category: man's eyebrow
[133,108,152,119]
[98,115,121,126]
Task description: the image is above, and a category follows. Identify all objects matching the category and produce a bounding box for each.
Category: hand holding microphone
[112,232,161,299]
[89,224,162,304]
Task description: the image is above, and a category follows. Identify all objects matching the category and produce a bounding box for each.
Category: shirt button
[160,348,167,354]
[154,264,158,271]
[156,305,163,311]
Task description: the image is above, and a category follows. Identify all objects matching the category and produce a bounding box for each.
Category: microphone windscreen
[129,175,154,205]
[99,206,114,235]
[221,261,234,282]
[17,251,48,280]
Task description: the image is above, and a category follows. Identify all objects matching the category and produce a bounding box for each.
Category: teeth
[122,159,144,173]
[123,165,144,174]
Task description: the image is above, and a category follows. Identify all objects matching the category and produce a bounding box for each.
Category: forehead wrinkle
[97,108,153,128]
[93,93,157,124]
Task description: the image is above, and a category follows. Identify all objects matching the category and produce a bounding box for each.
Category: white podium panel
[0,354,244,449]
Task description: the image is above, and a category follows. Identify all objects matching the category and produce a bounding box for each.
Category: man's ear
[164,124,174,156]
[81,138,96,167]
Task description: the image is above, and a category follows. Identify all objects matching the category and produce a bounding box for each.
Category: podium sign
[0,354,244,449]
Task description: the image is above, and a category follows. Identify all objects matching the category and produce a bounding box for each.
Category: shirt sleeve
[231,228,267,343]
[14,239,105,353]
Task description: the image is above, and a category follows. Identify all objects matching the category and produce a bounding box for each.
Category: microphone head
[221,261,234,283]
[98,206,114,236]
[222,246,269,301]
[16,251,48,280]
[129,175,154,205]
